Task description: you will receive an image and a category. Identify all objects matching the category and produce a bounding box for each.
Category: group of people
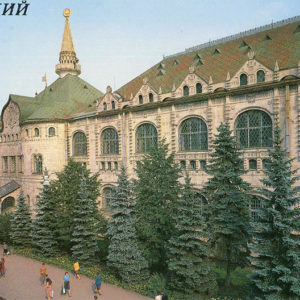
[155,289,169,300]
[40,261,102,299]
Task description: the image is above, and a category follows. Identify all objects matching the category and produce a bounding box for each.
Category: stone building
[1,11,300,215]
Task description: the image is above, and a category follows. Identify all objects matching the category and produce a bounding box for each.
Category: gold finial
[63,8,71,19]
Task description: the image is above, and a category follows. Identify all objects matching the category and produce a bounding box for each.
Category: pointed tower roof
[55,9,81,78]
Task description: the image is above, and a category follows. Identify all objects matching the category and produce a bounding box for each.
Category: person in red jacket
[0,257,5,277]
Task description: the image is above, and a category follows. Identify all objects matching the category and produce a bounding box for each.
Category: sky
[0,0,299,109]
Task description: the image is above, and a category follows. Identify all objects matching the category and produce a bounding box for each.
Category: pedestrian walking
[0,257,5,277]
[40,262,47,286]
[63,271,71,297]
[161,290,168,300]
[154,290,162,300]
[73,261,80,279]
[3,243,8,256]
[94,274,102,295]
[46,277,53,300]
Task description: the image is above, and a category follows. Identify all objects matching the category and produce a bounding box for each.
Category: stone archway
[1,196,15,214]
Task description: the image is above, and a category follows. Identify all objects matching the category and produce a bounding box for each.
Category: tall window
[136,123,158,153]
[139,95,143,104]
[10,156,16,173]
[48,127,55,136]
[103,187,114,211]
[257,70,265,83]
[111,101,115,110]
[179,117,208,151]
[103,102,107,111]
[250,196,263,222]
[183,85,189,96]
[235,110,273,149]
[240,73,248,86]
[196,83,202,94]
[3,156,8,172]
[195,193,207,216]
[73,132,87,156]
[33,154,43,174]
[101,128,119,155]
[34,128,40,137]
[249,159,257,170]
[149,93,154,103]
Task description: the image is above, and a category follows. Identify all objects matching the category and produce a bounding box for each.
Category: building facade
[1,11,300,214]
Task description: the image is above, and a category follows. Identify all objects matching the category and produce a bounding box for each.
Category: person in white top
[154,290,162,300]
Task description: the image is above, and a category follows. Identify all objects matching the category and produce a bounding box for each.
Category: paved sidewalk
[0,253,152,300]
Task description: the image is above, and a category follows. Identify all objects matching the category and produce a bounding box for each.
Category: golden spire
[55,9,81,78]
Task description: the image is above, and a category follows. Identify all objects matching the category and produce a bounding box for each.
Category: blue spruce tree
[250,127,300,299]
[107,167,149,282]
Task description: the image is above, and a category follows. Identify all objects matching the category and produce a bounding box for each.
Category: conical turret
[55,9,81,78]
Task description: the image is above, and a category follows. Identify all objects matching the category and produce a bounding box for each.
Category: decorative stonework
[2,101,20,134]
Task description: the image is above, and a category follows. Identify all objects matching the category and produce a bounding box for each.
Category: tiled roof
[0,180,20,198]
[116,18,300,100]
[11,75,103,123]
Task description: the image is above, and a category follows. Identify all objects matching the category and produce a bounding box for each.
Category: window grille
[235,110,272,149]
[1,196,15,212]
[112,101,115,110]
[3,156,8,172]
[114,162,118,170]
[48,127,55,136]
[179,117,208,151]
[249,159,257,170]
[190,160,196,170]
[196,83,202,94]
[195,193,207,216]
[10,156,16,173]
[136,124,158,153]
[101,128,119,155]
[180,160,186,169]
[149,93,154,103]
[250,197,262,222]
[103,187,114,211]
[240,73,248,86]
[200,160,207,170]
[103,102,107,111]
[139,95,143,104]
[108,162,111,170]
[257,70,265,83]
[183,85,189,96]
[34,128,39,137]
[34,155,43,174]
[73,132,87,156]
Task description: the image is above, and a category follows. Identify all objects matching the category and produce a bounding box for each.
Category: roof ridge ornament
[274,60,279,72]
[189,66,195,73]
[247,49,255,60]
[226,72,231,81]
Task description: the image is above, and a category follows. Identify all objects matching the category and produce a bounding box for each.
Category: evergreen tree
[51,159,100,252]
[167,173,217,294]
[204,122,251,287]
[32,171,58,256]
[250,127,300,299]
[134,140,181,271]
[10,191,32,248]
[71,174,100,266]
[107,167,149,282]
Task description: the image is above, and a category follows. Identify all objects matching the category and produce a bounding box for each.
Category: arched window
[179,117,208,151]
[183,85,189,96]
[101,128,119,154]
[149,93,154,103]
[240,73,248,86]
[34,128,39,137]
[103,187,114,211]
[103,102,107,111]
[136,123,158,153]
[257,70,265,83]
[73,131,87,156]
[33,154,43,174]
[195,193,207,216]
[1,196,15,213]
[111,101,115,110]
[250,196,263,222]
[235,110,273,149]
[196,83,202,94]
[139,95,143,104]
[48,127,55,136]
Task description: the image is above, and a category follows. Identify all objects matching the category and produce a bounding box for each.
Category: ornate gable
[97,86,124,112]
[133,77,157,105]
[1,101,21,134]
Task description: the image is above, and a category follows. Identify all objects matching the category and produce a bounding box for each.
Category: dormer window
[240,74,248,86]
[196,83,202,94]
[139,95,143,104]
[103,102,107,111]
[34,128,39,137]
[112,101,115,110]
[257,70,265,83]
[149,93,154,103]
[183,86,189,96]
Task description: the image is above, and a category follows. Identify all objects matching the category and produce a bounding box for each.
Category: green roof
[11,74,103,124]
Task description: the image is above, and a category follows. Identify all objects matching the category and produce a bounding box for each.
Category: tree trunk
[225,244,231,288]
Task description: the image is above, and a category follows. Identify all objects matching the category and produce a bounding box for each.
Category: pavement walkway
[0,252,152,300]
